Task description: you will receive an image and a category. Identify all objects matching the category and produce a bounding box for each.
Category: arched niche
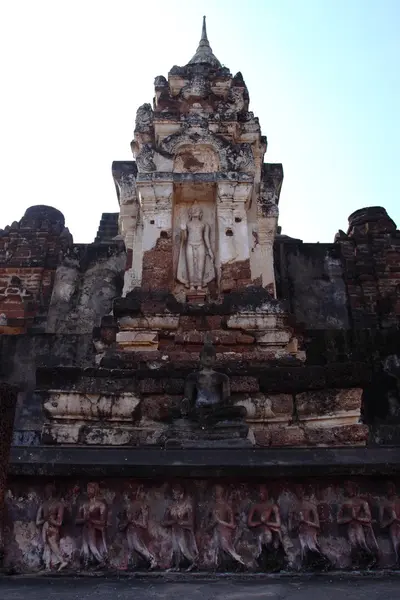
[161,129,229,171]
[172,181,218,300]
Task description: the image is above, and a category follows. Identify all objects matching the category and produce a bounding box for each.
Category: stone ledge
[34,362,370,392]
[3,571,400,581]
[9,446,400,478]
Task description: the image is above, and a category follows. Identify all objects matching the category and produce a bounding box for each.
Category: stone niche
[173,182,217,300]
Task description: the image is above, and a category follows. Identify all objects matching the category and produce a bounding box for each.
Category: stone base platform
[5,446,400,574]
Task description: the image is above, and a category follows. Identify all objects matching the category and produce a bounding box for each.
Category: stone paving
[0,576,400,600]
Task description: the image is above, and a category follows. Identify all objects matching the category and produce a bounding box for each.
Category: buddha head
[200,338,216,369]
[188,203,203,221]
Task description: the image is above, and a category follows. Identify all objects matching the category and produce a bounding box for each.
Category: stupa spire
[188,16,221,68]
[200,15,208,44]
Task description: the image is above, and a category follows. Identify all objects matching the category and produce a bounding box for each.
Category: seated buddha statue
[181,339,247,427]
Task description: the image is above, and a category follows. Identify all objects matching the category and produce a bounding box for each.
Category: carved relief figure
[337,481,378,556]
[289,485,322,561]
[208,484,246,567]
[248,485,283,559]
[380,481,400,562]
[75,482,108,567]
[36,483,68,571]
[176,203,215,290]
[181,339,247,428]
[162,483,198,570]
[119,485,157,569]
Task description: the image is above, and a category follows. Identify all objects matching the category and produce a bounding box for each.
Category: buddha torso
[186,219,205,246]
[194,369,224,407]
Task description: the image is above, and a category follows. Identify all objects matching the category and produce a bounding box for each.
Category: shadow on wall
[274,237,350,331]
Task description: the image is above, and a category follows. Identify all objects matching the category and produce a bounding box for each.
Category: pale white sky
[1,0,399,243]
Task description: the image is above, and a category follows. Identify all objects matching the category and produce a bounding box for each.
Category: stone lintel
[136,172,253,184]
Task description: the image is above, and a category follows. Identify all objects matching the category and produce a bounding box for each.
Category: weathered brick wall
[0,205,72,331]
[274,206,400,332]
[220,259,253,293]
[0,206,126,335]
[336,206,400,329]
[274,206,400,438]
[275,240,350,330]
[0,269,55,329]
[0,268,54,299]
[0,205,68,269]
[141,234,174,292]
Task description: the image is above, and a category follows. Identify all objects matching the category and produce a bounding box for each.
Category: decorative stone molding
[43,391,141,422]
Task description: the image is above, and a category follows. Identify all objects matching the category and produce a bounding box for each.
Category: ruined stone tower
[0,18,400,573]
[117,17,279,300]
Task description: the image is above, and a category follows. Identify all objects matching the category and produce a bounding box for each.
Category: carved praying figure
[248,485,283,559]
[181,339,247,428]
[208,484,246,567]
[176,203,215,291]
[36,483,68,571]
[162,483,198,571]
[380,481,400,562]
[119,484,157,569]
[337,481,378,555]
[289,484,322,561]
[75,482,108,567]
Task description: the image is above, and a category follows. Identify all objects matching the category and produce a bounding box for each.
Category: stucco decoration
[174,145,220,174]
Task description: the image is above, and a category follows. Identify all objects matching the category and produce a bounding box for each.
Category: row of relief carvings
[6,480,400,572]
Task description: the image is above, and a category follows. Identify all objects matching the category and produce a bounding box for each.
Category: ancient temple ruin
[1,18,400,573]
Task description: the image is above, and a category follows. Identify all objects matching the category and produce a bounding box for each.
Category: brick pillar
[0,384,18,558]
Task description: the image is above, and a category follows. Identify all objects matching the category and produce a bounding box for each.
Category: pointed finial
[187,16,221,68]
[201,16,208,43]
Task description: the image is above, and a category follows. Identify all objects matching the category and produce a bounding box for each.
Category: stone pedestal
[185,290,207,305]
[163,418,251,448]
